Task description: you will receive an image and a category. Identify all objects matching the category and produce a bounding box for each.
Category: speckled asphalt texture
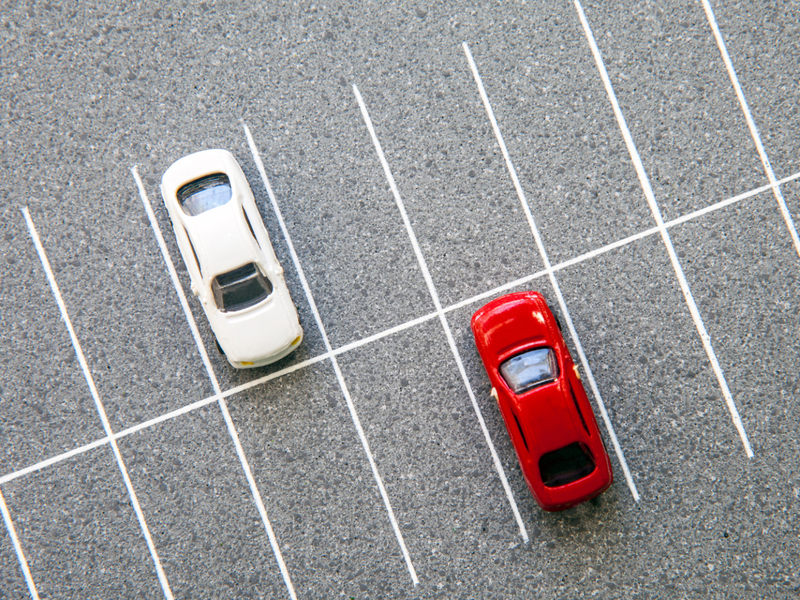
[1,1,799,599]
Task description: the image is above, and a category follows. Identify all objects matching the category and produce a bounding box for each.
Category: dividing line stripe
[664,171,800,229]
[5,168,797,490]
[700,0,800,259]
[574,0,754,457]
[0,489,40,600]
[241,122,420,585]
[353,84,531,542]
[1,437,113,486]
[21,207,176,600]
[131,168,299,600]
[462,42,641,502]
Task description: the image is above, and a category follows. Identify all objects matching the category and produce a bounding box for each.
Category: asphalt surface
[1,1,799,599]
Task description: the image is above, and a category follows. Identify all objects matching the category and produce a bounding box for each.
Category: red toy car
[471,291,612,511]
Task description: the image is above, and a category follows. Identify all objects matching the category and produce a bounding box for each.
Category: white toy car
[161,149,303,368]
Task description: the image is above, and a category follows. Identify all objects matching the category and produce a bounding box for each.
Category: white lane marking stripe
[241,123,420,585]
[574,0,754,457]
[0,489,40,600]
[462,42,641,501]
[21,207,175,600]
[131,169,299,600]
[700,0,800,258]
[666,171,800,230]
[353,84,531,542]
[332,312,439,356]
[1,437,113,486]
[7,168,796,491]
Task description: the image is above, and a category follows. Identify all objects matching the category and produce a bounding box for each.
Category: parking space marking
[0,489,39,600]
[353,85,531,542]
[574,0,755,457]
[701,0,800,259]
[0,437,112,486]
[4,164,796,499]
[243,122,419,586]
[332,311,439,356]
[21,208,175,600]
[666,171,800,230]
[131,169,299,600]
[462,42,641,502]
[0,354,330,487]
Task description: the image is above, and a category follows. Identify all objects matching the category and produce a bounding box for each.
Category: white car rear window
[177,173,232,216]
[211,263,273,313]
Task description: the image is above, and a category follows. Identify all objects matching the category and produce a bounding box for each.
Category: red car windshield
[500,348,557,394]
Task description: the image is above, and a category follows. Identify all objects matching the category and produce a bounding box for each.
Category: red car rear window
[539,443,596,488]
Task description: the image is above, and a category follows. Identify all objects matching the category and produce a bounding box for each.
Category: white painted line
[574,0,754,457]
[242,122,420,584]
[0,489,40,600]
[462,42,642,502]
[21,207,176,600]
[666,171,800,231]
[701,0,800,259]
[352,84,531,542]
[443,267,554,316]
[0,437,113,486]
[332,311,439,356]
[219,353,333,399]
[131,168,299,600]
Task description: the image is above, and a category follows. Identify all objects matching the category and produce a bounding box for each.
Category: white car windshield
[177,173,232,216]
[211,263,273,313]
[500,348,557,394]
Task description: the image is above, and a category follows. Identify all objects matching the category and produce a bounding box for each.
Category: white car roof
[161,149,262,280]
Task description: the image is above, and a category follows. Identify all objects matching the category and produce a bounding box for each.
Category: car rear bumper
[226,329,303,369]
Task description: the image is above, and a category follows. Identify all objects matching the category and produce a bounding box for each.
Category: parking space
[118,408,289,599]
[2,448,162,599]
[2,1,799,599]
[226,361,410,599]
[17,193,214,434]
[459,5,656,266]
[0,212,105,474]
[352,47,546,309]
[709,0,800,181]
[132,150,329,396]
[237,86,434,351]
[578,0,767,221]
[338,319,524,591]
[672,192,800,462]
[556,236,750,494]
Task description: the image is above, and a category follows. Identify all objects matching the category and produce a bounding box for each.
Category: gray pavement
[1,1,799,598]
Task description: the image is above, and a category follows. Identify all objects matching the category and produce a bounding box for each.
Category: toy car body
[161,149,302,368]
[471,291,612,511]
